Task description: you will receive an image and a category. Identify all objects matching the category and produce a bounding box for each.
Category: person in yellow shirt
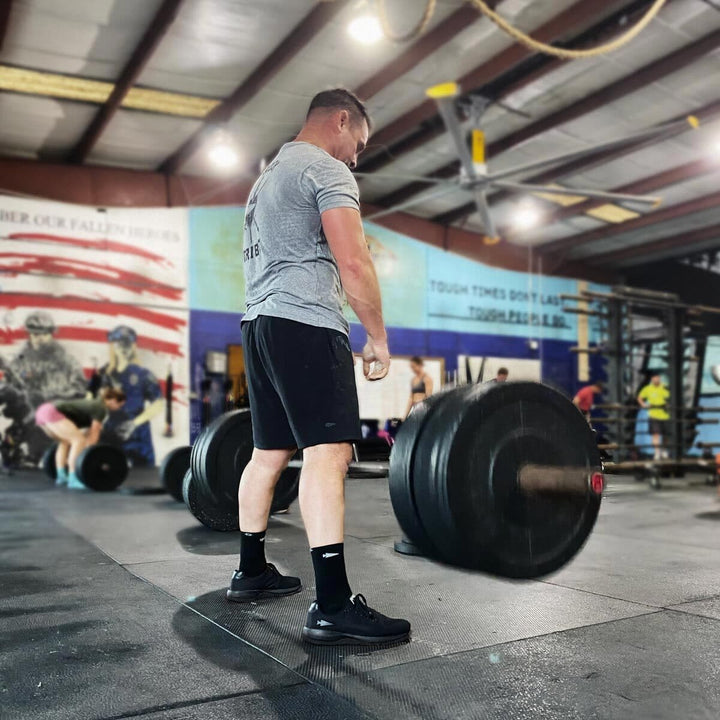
[637,374,670,460]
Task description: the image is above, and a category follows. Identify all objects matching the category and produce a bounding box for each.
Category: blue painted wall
[187,206,610,438]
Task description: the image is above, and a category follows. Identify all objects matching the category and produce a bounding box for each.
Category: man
[9,312,86,409]
[99,326,163,466]
[573,381,604,421]
[492,367,509,383]
[232,88,410,646]
[35,388,126,489]
[638,374,670,460]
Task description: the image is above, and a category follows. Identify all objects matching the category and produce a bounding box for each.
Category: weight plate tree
[75,444,129,491]
[160,445,192,502]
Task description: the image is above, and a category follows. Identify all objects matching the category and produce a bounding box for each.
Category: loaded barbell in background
[184,382,604,580]
[42,442,128,491]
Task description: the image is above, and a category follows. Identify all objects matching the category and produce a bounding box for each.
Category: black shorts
[649,419,667,436]
[242,315,361,450]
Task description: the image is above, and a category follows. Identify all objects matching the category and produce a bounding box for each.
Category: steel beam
[68,0,184,164]
[159,0,348,174]
[359,0,634,173]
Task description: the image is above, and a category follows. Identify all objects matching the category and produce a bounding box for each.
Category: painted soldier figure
[99,325,163,466]
[9,312,86,409]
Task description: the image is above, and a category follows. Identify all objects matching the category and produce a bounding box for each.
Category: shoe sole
[226,585,302,602]
[302,628,410,646]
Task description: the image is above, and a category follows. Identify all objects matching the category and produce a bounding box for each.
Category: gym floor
[3,470,720,720]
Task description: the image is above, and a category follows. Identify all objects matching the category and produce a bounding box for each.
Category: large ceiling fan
[356,82,699,243]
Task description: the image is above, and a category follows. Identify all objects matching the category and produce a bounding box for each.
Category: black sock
[311,543,352,613]
[239,530,267,576]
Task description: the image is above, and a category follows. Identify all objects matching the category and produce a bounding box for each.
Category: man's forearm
[341,261,386,341]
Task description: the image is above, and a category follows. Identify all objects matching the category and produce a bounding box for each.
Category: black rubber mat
[329,610,720,720]
[0,479,367,720]
[10,470,720,719]
[132,684,373,719]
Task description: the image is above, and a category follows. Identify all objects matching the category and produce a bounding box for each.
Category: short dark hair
[410,356,423,366]
[497,367,509,376]
[307,88,371,130]
[593,380,604,389]
[103,387,126,404]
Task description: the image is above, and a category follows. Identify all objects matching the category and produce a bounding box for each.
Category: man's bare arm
[322,207,389,380]
[322,207,384,339]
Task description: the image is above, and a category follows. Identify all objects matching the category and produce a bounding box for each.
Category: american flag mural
[0,196,189,467]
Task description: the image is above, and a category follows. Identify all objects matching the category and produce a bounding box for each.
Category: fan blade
[353,172,455,185]
[434,95,477,181]
[486,115,700,184]
[472,189,497,238]
[363,186,460,222]
[492,180,661,206]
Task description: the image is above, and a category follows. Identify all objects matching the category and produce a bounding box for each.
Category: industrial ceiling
[1,0,719,273]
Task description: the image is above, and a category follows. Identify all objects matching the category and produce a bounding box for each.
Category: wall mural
[0,196,189,469]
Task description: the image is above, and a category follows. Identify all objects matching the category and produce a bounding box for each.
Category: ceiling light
[208,140,239,170]
[513,203,542,230]
[348,15,383,44]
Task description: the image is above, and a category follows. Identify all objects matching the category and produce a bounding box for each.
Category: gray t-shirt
[242,142,360,335]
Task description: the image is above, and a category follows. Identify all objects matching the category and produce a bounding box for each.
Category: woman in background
[405,356,433,418]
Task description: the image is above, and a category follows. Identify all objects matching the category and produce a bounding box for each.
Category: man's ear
[338,108,350,130]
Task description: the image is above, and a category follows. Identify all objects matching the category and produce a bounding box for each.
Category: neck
[295,125,335,158]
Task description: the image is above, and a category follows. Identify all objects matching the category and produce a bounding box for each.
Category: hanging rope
[375,0,436,43]
[466,0,668,60]
[344,0,667,57]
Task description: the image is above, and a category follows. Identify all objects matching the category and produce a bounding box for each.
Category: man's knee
[303,443,352,475]
[248,447,295,477]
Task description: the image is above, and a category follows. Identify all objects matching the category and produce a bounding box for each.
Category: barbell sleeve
[518,464,603,495]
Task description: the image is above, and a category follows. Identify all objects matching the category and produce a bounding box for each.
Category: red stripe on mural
[56,327,183,356]
[0,293,186,331]
[0,254,183,300]
[0,328,24,345]
[6,233,166,263]
[0,325,182,356]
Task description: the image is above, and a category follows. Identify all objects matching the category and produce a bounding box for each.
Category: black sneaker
[302,594,411,645]
[226,563,301,602]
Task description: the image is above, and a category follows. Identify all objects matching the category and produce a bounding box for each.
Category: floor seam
[97,684,307,720]
[665,592,720,609]
[537,579,664,609]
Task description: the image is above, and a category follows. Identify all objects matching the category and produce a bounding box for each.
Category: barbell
[42,441,128,491]
[184,381,604,580]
